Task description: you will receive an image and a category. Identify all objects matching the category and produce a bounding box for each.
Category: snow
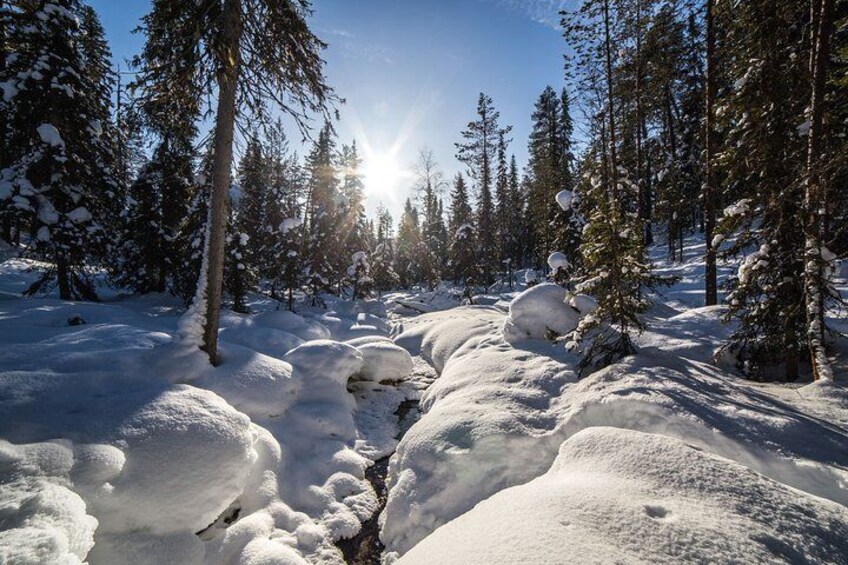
[555,189,574,211]
[280,218,303,233]
[382,255,848,562]
[1,228,847,564]
[354,341,414,383]
[502,283,580,342]
[0,440,99,565]
[547,251,570,272]
[36,123,65,149]
[398,427,848,565]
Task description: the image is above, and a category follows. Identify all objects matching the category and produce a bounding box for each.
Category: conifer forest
[1,1,848,564]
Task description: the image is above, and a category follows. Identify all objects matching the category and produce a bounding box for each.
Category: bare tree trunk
[804,0,833,381]
[603,0,619,202]
[57,255,71,300]
[200,0,241,365]
[704,0,718,306]
[635,0,646,245]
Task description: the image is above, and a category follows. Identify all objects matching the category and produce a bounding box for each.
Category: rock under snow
[502,283,580,342]
[354,341,414,383]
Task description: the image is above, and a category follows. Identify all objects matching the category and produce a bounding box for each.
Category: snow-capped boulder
[503,283,580,342]
[283,340,363,387]
[355,342,414,383]
[93,386,257,536]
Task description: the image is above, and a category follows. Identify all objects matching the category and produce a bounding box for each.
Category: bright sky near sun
[88,0,575,219]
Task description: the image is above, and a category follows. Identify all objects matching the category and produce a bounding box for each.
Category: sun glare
[362,152,405,197]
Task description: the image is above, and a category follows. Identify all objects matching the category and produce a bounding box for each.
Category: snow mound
[354,342,414,383]
[0,440,99,565]
[503,283,580,342]
[398,427,848,565]
[344,335,394,348]
[393,307,504,372]
[283,340,363,387]
[92,385,257,536]
[255,310,331,342]
[383,310,577,555]
[384,308,848,560]
[219,325,304,360]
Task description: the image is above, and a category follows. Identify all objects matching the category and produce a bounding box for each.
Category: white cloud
[482,0,580,30]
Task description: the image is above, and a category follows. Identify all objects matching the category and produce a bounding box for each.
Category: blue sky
[89,0,575,218]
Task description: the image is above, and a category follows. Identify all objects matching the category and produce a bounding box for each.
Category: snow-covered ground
[1,234,847,564]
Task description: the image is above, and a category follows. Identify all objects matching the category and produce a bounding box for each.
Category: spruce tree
[303,122,340,303]
[562,0,661,371]
[456,93,511,284]
[447,173,477,283]
[395,198,422,288]
[719,0,809,380]
[1,0,117,300]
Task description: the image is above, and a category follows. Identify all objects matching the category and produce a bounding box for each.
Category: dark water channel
[337,399,421,564]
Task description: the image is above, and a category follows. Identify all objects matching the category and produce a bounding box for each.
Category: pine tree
[719,0,809,380]
[562,0,662,371]
[303,122,340,303]
[456,93,511,284]
[1,0,117,300]
[395,198,422,288]
[135,0,335,363]
[447,173,477,283]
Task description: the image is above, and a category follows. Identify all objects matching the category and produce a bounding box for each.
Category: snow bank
[383,308,578,555]
[399,427,848,565]
[0,288,390,564]
[502,283,580,342]
[384,308,848,560]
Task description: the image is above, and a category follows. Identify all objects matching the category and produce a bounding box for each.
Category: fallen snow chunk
[280,218,304,233]
[66,207,91,224]
[568,293,598,315]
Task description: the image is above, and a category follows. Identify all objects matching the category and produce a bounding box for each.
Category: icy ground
[1,235,848,564]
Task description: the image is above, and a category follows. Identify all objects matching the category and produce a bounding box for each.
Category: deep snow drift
[0,257,417,564]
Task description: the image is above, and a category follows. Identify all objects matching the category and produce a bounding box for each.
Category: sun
[362,152,405,197]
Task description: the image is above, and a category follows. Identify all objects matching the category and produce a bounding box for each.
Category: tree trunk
[200,0,241,365]
[57,254,71,300]
[602,0,619,202]
[804,0,833,381]
[703,0,718,306]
